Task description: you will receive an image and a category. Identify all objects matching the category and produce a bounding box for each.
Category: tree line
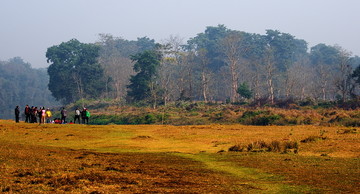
[2,25,360,120]
[47,25,360,107]
[0,57,59,119]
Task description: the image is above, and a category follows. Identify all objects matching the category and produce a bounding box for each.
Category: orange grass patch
[0,120,359,192]
[0,143,245,193]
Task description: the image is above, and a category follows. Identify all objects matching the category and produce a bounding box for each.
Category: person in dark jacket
[15,106,20,123]
[61,107,67,124]
[81,108,89,124]
[31,106,37,123]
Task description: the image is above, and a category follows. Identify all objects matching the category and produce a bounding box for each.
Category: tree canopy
[0,57,58,119]
[46,39,107,104]
[127,47,162,103]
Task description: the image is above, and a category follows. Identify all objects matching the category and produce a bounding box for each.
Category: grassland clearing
[0,120,359,193]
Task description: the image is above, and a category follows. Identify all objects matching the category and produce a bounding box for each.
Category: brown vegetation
[0,119,359,193]
[80,102,360,126]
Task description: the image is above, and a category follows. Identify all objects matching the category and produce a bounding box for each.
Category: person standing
[61,107,67,124]
[24,105,31,123]
[15,106,20,123]
[37,107,43,124]
[81,108,90,124]
[74,108,81,124]
[45,108,52,123]
[41,107,46,124]
[32,107,37,123]
[85,108,90,124]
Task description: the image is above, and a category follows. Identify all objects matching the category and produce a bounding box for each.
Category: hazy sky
[1,0,360,68]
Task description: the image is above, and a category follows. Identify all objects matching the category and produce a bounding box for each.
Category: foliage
[187,24,229,71]
[46,39,108,104]
[237,82,252,99]
[0,58,59,119]
[3,26,360,112]
[89,113,169,125]
[228,140,299,153]
[300,136,327,143]
[239,110,281,125]
[310,44,340,66]
[96,27,359,105]
[352,64,360,84]
[127,47,162,103]
[265,29,308,71]
[55,100,360,126]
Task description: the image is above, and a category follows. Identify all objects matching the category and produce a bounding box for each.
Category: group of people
[16,105,53,124]
[14,105,90,124]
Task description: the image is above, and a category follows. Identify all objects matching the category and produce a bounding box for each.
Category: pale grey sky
[1,0,359,68]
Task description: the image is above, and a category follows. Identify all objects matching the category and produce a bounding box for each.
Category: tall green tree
[353,65,360,84]
[265,30,308,71]
[310,44,340,66]
[46,39,107,104]
[187,24,229,71]
[127,47,162,104]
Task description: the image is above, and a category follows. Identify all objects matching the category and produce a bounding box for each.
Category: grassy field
[0,120,359,193]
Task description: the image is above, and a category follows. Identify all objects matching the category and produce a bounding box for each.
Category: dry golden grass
[0,119,359,193]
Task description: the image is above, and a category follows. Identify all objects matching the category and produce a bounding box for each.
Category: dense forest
[76,25,360,106]
[0,57,59,119]
[2,25,360,119]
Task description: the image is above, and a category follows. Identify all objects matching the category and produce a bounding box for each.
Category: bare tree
[263,48,276,104]
[97,34,134,101]
[220,32,247,103]
[314,64,331,101]
[334,46,353,102]
[197,49,211,102]
[285,56,311,100]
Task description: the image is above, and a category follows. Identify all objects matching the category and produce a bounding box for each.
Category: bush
[228,145,244,152]
[247,140,268,152]
[283,141,299,151]
[228,140,299,153]
[253,115,281,125]
[337,128,358,134]
[268,141,281,152]
[274,98,297,109]
[300,136,327,143]
[239,110,281,126]
[89,113,168,125]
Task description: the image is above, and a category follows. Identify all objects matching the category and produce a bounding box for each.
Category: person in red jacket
[24,105,31,123]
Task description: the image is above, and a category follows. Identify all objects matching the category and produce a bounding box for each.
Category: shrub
[282,141,299,154]
[144,114,157,124]
[247,140,268,152]
[274,98,297,109]
[228,145,244,152]
[299,98,316,107]
[300,136,327,143]
[268,140,281,152]
[89,113,167,125]
[239,110,282,126]
[228,140,299,154]
[253,114,281,125]
[241,110,265,119]
[337,128,358,134]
